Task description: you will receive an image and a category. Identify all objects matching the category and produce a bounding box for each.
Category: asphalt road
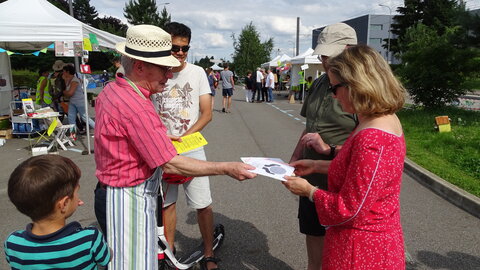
[0,88,479,269]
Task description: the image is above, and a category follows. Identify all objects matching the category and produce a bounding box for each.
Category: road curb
[403,158,480,219]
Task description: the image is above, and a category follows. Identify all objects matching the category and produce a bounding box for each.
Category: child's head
[8,155,81,221]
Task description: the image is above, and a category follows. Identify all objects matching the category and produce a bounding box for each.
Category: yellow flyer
[172,132,208,154]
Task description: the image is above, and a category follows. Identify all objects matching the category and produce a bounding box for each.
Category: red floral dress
[312,128,406,270]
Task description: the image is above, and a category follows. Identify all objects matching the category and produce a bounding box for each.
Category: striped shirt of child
[4,222,110,269]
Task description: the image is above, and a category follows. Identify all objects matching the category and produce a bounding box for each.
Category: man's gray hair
[121,55,136,75]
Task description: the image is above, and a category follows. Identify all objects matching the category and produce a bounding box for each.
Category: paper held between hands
[241,157,295,181]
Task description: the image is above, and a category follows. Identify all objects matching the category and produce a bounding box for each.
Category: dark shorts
[222,88,233,97]
[210,89,216,96]
[94,182,107,238]
[298,173,328,236]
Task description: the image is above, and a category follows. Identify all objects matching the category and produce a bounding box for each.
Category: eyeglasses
[328,83,346,95]
[150,63,172,72]
[171,45,190,53]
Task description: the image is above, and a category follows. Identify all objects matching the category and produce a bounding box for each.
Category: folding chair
[47,118,76,151]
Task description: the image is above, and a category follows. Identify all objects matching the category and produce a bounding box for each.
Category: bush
[398,24,480,108]
[12,69,38,89]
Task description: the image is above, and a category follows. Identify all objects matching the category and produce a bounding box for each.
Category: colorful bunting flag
[83,38,92,51]
[0,43,54,56]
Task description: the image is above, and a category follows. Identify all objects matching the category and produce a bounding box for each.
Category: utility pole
[295,17,300,57]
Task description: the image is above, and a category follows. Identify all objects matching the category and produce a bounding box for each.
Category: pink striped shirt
[94,76,177,187]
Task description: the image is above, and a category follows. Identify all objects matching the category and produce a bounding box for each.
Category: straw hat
[313,23,357,57]
[52,60,66,71]
[116,24,180,67]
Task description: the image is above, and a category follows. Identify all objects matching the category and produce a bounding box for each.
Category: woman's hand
[282,175,313,197]
[300,132,329,155]
[290,159,317,176]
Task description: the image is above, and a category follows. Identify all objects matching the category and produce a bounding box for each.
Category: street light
[379,4,392,63]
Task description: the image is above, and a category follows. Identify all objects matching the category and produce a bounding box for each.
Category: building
[312,14,398,64]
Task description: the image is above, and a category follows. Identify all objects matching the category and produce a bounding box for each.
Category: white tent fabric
[0,0,125,153]
[289,48,322,65]
[261,54,291,68]
[287,48,324,87]
[210,63,223,71]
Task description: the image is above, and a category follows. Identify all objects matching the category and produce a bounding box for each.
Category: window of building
[370,24,383,31]
[369,38,382,44]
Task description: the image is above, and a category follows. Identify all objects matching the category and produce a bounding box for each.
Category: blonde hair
[328,45,406,117]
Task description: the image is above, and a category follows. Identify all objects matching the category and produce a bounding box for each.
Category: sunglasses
[329,83,347,95]
[171,45,190,53]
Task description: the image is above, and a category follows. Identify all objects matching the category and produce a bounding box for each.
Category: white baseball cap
[313,23,357,57]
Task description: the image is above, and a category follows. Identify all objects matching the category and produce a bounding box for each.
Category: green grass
[465,77,480,90]
[397,106,480,197]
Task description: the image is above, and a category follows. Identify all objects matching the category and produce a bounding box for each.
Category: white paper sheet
[241,157,294,181]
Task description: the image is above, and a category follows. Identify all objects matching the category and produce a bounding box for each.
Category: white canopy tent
[0,0,125,153]
[210,63,223,71]
[287,48,324,87]
[261,54,291,68]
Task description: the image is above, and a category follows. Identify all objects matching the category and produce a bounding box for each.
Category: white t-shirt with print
[152,62,211,137]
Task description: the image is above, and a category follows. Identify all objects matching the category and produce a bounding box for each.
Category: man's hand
[223,162,257,181]
[289,159,317,176]
[300,132,329,155]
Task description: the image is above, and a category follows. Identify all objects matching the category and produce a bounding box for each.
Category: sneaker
[222,108,226,113]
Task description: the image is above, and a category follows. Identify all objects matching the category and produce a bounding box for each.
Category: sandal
[201,256,221,270]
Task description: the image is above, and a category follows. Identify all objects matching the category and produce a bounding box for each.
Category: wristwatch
[329,144,336,159]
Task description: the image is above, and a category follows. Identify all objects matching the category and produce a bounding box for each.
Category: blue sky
[91,0,480,62]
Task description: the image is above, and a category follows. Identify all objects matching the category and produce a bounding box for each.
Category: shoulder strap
[124,77,147,100]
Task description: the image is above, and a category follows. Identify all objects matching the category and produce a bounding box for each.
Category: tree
[124,0,167,27]
[398,24,479,108]
[194,56,214,69]
[97,16,127,37]
[390,0,461,55]
[232,22,273,76]
[158,6,171,29]
[73,0,98,27]
[47,0,69,13]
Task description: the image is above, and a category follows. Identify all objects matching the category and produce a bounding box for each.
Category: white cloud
[199,33,229,48]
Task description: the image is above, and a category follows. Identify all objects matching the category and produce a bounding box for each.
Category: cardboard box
[435,116,450,125]
[0,128,12,139]
[438,124,452,133]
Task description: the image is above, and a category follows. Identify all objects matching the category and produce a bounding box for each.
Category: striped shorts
[106,168,161,270]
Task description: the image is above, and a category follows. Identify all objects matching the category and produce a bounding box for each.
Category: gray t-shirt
[67,76,84,104]
[220,70,234,89]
